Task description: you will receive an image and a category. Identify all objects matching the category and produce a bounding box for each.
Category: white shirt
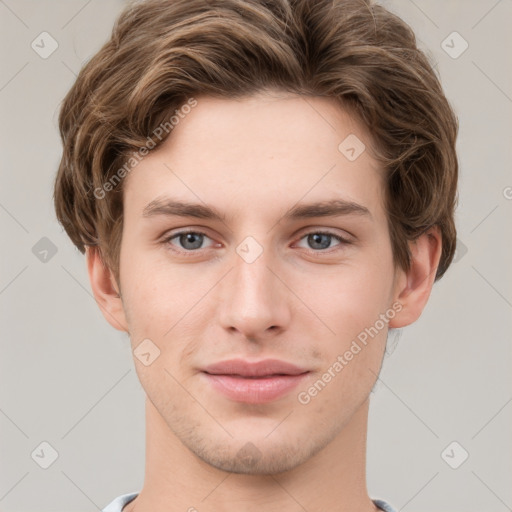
[101,492,398,511]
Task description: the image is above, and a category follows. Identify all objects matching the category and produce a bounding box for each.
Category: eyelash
[162,229,352,257]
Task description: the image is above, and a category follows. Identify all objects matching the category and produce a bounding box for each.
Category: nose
[217,243,291,341]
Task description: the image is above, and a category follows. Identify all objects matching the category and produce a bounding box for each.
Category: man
[53,0,459,510]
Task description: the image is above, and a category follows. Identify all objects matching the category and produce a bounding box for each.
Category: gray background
[1,0,511,510]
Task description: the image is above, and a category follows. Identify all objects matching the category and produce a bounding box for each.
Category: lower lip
[202,372,309,404]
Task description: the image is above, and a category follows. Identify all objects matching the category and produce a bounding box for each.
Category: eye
[164,230,215,251]
[295,231,350,251]
[162,229,352,256]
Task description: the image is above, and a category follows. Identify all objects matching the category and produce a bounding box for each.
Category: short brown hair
[54,0,459,285]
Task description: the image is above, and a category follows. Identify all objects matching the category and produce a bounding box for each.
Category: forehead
[123,92,385,221]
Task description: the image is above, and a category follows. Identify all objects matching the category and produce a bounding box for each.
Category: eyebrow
[142,197,372,222]
[283,199,372,221]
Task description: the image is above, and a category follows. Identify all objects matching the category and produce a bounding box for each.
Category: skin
[87,90,441,512]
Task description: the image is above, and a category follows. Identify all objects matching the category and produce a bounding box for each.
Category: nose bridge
[218,235,290,338]
[234,244,274,304]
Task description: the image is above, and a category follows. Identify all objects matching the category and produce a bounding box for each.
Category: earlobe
[388,227,442,328]
[86,246,129,332]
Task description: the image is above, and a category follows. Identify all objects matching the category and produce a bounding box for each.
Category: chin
[181,426,333,476]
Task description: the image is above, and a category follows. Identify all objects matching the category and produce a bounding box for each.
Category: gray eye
[307,233,331,250]
[179,232,204,250]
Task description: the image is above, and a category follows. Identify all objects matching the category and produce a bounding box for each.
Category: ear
[389,226,442,328]
[86,246,129,332]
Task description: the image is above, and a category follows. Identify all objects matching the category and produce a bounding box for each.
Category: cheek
[315,260,394,338]
[303,257,394,402]
[119,255,212,377]
[120,252,193,327]
[306,276,391,409]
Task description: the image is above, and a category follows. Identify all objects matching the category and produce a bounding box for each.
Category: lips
[201,358,310,404]
[202,358,309,377]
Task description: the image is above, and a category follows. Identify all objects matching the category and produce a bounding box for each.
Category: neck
[125,397,378,512]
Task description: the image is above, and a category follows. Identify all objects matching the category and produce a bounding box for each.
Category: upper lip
[202,358,309,377]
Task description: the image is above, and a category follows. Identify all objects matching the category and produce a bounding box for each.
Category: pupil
[181,233,202,249]
[309,233,330,250]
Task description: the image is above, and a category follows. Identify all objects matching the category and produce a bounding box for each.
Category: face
[116,91,403,474]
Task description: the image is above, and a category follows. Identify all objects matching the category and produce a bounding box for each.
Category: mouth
[201,358,310,404]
